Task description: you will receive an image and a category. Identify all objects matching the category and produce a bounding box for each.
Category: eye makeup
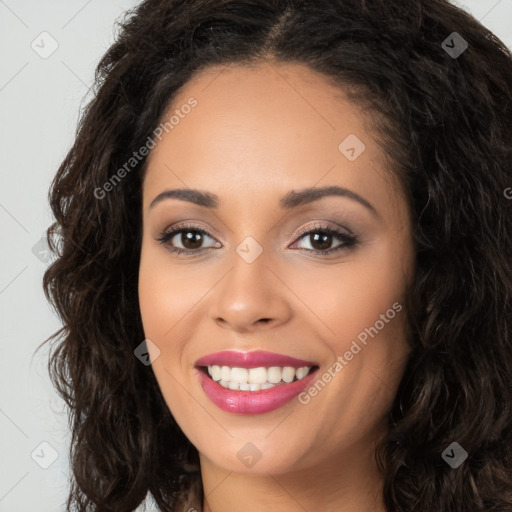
[154,221,359,257]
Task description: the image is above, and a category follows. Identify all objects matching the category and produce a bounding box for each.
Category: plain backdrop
[1,1,511,510]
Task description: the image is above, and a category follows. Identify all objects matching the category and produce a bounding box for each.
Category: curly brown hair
[40,0,512,510]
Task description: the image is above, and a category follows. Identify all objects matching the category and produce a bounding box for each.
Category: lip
[195,367,319,414]
[195,350,317,369]
[195,350,319,414]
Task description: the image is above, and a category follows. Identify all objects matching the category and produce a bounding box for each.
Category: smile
[194,350,319,414]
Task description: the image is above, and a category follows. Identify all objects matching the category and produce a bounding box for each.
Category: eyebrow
[149,185,378,216]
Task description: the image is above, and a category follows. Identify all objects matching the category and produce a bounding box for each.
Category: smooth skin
[138,61,414,512]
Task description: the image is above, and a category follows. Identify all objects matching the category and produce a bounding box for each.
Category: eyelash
[155,222,358,257]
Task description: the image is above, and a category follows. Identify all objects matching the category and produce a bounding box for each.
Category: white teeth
[281,367,296,383]
[296,367,309,380]
[248,367,268,384]
[220,366,231,381]
[267,366,282,383]
[230,367,249,383]
[210,365,222,381]
[205,365,313,390]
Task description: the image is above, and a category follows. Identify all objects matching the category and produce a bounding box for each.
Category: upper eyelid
[295,222,353,236]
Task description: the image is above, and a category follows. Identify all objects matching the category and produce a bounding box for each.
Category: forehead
[142,62,402,214]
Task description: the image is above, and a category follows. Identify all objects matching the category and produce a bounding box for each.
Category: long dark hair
[40,0,512,510]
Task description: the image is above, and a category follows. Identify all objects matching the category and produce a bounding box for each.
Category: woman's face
[139,62,414,476]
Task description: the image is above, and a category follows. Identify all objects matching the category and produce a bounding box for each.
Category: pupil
[312,233,331,251]
[183,231,203,249]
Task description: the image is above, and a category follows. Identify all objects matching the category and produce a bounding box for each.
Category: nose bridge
[210,237,290,330]
[226,237,274,305]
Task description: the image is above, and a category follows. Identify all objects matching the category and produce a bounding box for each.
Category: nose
[209,249,292,333]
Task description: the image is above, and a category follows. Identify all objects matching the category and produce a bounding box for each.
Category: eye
[156,223,220,255]
[290,223,358,255]
[155,222,358,256]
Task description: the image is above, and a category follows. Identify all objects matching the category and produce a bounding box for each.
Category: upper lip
[195,350,318,369]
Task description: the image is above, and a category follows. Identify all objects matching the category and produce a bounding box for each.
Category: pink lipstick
[195,350,319,414]
[195,350,316,369]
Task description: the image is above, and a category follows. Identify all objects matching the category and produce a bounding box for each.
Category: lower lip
[195,368,318,414]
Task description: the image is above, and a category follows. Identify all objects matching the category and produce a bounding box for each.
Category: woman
[41,0,512,510]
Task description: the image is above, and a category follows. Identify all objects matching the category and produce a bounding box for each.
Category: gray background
[1,1,511,510]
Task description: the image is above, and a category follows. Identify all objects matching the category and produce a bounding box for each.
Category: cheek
[138,244,219,392]
[138,244,204,339]
[292,245,410,348]
[138,249,200,420]
[138,249,183,378]
[138,262,172,341]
